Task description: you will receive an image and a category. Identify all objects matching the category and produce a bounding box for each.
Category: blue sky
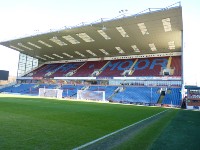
[0,0,200,85]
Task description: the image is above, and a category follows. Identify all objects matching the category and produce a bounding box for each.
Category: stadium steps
[97,61,111,76]
[107,86,124,100]
[48,64,66,77]
[167,56,172,68]
[73,62,87,75]
[130,59,138,70]
[107,90,119,100]
[121,59,138,76]
[157,88,168,104]
[162,88,181,105]
[81,86,89,90]
[128,58,138,76]
[157,92,165,104]
[73,61,108,77]
[167,56,175,75]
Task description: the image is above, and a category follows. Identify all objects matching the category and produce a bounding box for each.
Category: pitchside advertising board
[0,70,9,80]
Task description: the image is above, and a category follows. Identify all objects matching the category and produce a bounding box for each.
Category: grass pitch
[0,94,199,150]
[0,94,164,149]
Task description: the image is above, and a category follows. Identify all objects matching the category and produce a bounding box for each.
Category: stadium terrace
[0,3,183,107]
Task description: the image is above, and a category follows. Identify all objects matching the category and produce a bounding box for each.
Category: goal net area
[77,90,105,101]
[39,88,63,98]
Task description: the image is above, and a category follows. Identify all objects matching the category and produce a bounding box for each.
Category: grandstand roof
[0,5,182,62]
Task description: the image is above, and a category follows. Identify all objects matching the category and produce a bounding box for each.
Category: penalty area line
[72,109,169,150]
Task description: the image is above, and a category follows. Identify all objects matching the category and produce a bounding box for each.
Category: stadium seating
[88,85,118,99]
[112,86,160,104]
[23,56,181,78]
[131,57,168,76]
[0,83,182,106]
[0,83,34,94]
[162,88,182,105]
[24,65,48,77]
[26,64,62,77]
[61,84,84,97]
[2,56,182,106]
[99,59,134,77]
[49,62,84,77]
[73,61,108,77]
[34,84,56,96]
[171,56,182,76]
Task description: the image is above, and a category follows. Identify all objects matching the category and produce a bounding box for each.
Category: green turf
[149,109,200,150]
[113,109,178,150]
[0,94,165,149]
[114,109,200,150]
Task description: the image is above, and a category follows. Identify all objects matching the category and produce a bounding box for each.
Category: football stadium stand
[0,3,183,107]
[20,56,181,78]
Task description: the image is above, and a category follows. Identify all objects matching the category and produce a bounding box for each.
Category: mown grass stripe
[73,109,169,150]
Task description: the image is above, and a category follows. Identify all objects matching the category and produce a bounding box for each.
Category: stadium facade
[184,85,200,110]
[0,2,183,106]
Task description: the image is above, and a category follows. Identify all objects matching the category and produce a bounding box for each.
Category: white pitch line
[73,109,169,150]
